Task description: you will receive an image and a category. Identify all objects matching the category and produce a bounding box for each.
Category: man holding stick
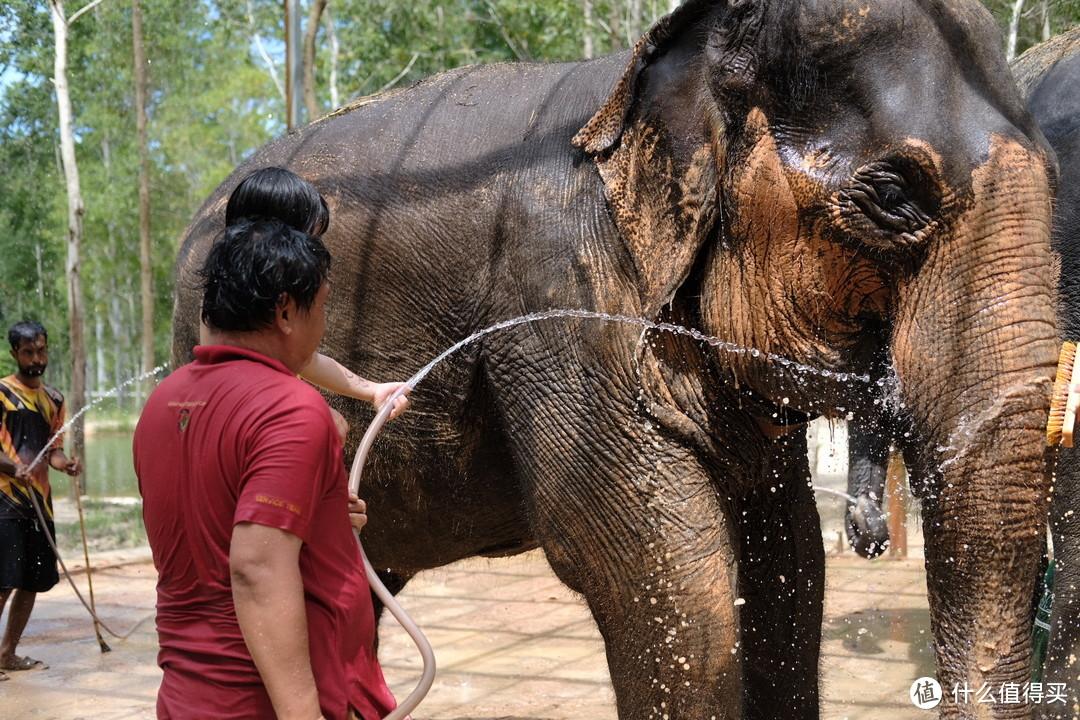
[0,320,81,682]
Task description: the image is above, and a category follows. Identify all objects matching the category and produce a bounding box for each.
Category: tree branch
[67,0,105,26]
[246,0,285,102]
[377,51,420,94]
[483,0,530,61]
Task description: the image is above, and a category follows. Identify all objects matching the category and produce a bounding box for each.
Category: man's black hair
[199,219,332,332]
[225,166,330,237]
[8,321,47,350]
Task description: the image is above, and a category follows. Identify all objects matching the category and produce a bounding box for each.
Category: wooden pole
[886,451,908,559]
[72,475,109,651]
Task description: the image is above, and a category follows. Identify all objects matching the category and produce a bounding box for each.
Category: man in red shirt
[134,218,397,719]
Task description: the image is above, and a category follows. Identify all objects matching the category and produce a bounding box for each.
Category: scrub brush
[1048,341,1080,447]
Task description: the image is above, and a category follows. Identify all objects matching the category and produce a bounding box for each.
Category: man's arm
[299,353,411,419]
[230,522,324,720]
[0,454,17,476]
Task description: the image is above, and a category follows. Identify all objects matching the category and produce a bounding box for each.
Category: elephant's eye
[846,166,931,234]
[833,158,941,251]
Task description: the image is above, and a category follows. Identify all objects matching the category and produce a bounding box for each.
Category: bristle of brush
[1048,341,1077,446]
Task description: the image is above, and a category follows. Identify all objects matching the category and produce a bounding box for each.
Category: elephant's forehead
[786,0,994,58]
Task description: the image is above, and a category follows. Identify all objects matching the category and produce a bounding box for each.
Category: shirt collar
[193,345,294,376]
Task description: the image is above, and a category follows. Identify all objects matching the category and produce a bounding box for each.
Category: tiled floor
[0,536,935,719]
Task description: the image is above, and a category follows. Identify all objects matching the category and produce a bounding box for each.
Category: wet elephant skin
[173,2,1057,718]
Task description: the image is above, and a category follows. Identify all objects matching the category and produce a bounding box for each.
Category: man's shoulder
[42,384,64,407]
[165,359,327,415]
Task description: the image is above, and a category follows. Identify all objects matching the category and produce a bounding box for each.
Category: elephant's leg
[1039,450,1080,719]
[371,570,413,652]
[736,430,824,720]
[535,451,743,720]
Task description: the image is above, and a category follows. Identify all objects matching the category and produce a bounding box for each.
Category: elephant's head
[575,0,1057,711]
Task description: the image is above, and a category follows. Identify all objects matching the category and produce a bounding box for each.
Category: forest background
[0,0,1077,484]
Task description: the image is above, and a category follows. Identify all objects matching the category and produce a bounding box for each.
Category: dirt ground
[0,537,936,720]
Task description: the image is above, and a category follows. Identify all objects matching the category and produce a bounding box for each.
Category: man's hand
[13,462,31,485]
[371,382,411,420]
[49,450,81,477]
[348,494,367,534]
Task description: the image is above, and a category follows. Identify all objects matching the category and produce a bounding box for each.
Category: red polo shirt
[134,345,396,720]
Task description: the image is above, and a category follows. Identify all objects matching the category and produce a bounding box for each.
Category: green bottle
[1032,559,1055,684]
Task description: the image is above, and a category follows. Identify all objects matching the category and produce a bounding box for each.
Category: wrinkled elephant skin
[172,2,1057,718]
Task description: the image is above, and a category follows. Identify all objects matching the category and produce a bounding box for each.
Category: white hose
[347,382,434,720]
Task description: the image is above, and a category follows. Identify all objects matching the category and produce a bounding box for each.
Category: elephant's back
[1023,35,1080,147]
[171,54,627,365]
[308,54,626,171]
[1016,28,1080,339]
[1012,26,1080,101]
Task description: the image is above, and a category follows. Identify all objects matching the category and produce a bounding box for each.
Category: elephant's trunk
[892,137,1057,718]
[846,411,892,559]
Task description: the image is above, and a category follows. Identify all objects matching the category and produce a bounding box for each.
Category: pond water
[54,430,138,498]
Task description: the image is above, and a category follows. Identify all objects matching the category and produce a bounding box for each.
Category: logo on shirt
[255,494,303,516]
[178,408,191,433]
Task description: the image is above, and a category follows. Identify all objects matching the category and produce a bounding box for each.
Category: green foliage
[0,0,1077,402]
[984,0,1080,57]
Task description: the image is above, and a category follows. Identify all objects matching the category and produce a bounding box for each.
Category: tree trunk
[1042,0,1051,42]
[325,5,339,108]
[285,0,301,129]
[583,0,594,59]
[107,293,125,408]
[1007,0,1025,61]
[125,289,141,406]
[133,0,154,404]
[668,0,680,12]
[49,0,87,492]
[34,243,44,305]
[629,0,642,41]
[608,0,623,48]
[302,0,328,121]
[94,312,105,396]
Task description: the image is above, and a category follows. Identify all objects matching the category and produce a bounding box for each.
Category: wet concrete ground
[2,536,932,719]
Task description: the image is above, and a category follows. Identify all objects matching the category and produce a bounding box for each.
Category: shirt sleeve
[233,399,335,543]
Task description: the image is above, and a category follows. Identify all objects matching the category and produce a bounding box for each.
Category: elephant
[1013,26,1080,719]
[841,29,1080,717]
[171,1,1059,718]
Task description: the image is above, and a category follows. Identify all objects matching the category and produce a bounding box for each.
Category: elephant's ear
[572,1,715,155]
[572,0,733,318]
